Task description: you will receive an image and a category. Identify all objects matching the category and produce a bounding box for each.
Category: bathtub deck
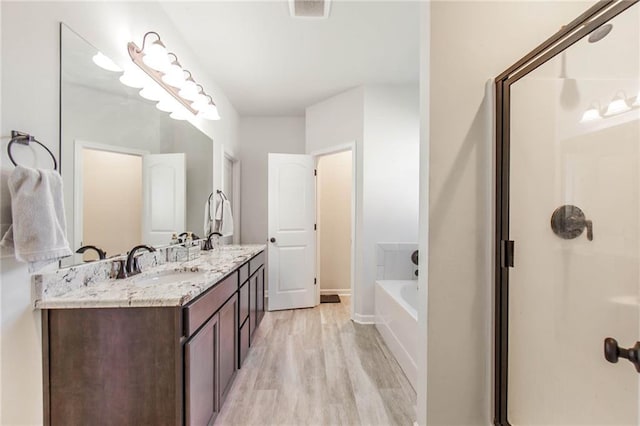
[214,296,417,425]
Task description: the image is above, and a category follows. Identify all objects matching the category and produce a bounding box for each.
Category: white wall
[0,3,239,424]
[238,117,305,244]
[306,85,419,321]
[317,151,352,292]
[425,2,594,425]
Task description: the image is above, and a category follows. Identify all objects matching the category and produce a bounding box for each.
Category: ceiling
[159,1,420,116]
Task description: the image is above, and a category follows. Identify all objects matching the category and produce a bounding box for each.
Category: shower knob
[550,205,593,241]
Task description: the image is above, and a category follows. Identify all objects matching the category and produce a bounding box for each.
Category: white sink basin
[133,269,207,287]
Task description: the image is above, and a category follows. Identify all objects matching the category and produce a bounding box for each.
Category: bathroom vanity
[35,245,265,426]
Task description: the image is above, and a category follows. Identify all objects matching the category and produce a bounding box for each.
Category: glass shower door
[507,3,640,424]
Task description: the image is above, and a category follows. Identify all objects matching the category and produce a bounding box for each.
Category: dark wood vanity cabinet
[42,250,264,426]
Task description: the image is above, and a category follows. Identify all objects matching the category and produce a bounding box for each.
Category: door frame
[311,142,357,321]
[493,1,639,424]
[73,140,148,264]
[223,151,241,245]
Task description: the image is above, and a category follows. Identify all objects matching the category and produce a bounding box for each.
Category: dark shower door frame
[493,1,639,425]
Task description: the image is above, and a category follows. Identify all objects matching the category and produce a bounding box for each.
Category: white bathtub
[375,280,418,391]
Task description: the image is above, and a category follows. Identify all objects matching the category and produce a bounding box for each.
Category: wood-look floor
[215,297,417,426]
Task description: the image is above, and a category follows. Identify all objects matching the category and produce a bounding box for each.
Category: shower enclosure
[495,1,640,424]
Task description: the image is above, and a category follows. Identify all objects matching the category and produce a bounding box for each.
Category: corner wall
[306,85,419,321]
[0,3,240,423]
[238,117,306,245]
[426,2,594,424]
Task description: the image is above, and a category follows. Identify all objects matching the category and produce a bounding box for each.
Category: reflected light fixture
[119,65,148,88]
[604,92,631,117]
[580,102,602,123]
[127,31,220,120]
[92,52,122,72]
[633,90,640,107]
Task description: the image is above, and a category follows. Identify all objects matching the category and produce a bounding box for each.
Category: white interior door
[268,153,316,311]
[142,153,186,246]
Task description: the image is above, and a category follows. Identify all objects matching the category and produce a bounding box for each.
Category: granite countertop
[34,245,265,309]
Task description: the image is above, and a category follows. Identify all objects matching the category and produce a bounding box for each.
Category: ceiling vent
[289,0,331,19]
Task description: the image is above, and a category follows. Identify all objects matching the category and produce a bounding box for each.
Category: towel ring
[7,131,58,171]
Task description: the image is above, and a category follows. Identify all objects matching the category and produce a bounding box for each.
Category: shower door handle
[604,338,640,373]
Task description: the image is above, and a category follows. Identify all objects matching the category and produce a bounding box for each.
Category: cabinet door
[218,296,237,407]
[256,266,265,326]
[185,314,218,426]
[239,281,249,326]
[238,319,250,368]
[249,273,258,341]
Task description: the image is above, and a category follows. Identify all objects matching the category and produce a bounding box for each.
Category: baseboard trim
[353,313,375,324]
[320,288,351,296]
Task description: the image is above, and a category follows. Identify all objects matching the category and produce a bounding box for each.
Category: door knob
[604,337,640,373]
[270,237,276,243]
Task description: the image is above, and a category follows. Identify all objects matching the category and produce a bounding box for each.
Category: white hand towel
[203,197,215,237]
[0,166,72,272]
[214,199,234,237]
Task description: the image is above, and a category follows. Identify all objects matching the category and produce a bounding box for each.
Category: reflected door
[505,3,640,425]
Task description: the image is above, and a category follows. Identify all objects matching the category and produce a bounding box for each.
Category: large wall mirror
[61,24,213,265]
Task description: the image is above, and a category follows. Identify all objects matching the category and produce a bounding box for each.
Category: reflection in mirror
[61,24,213,266]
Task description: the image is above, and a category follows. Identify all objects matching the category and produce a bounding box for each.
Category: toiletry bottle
[170,233,179,245]
[185,232,193,244]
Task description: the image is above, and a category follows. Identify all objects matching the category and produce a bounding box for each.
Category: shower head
[588,23,613,43]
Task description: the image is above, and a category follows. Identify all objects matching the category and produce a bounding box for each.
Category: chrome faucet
[125,245,156,276]
[76,245,106,260]
[204,232,222,250]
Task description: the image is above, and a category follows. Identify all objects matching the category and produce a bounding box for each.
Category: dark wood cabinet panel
[249,273,258,342]
[256,266,265,326]
[238,263,249,286]
[185,314,218,426]
[238,319,250,368]
[239,280,249,326]
[218,296,237,407]
[46,308,182,426]
[249,252,264,276]
[184,272,237,337]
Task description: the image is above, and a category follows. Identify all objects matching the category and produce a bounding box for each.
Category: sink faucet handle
[115,259,128,279]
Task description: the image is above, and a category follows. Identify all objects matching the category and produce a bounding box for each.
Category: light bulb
[170,104,193,121]
[162,66,186,89]
[139,82,164,101]
[156,96,180,113]
[604,94,631,116]
[142,39,170,71]
[179,79,201,101]
[119,66,148,88]
[191,94,212,111]
[92,52,122,72]
[580,104,602,123]
[198,104,221,121]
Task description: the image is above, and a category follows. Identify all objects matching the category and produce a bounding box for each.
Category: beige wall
[82,149,142,260]
[427,1,594,425]
[317,151,352,292]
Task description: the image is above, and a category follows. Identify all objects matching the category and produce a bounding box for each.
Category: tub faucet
[125,245,156,276]
[204,232,223,250]
[76,245,106,261]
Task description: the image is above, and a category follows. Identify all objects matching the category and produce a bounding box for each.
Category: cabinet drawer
[239,280,249,325]
[184,272,237,337]
[238,319,250,368]
[238,262,249,286]
[249,251,264,276]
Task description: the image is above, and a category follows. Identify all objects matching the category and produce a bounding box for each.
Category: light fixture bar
[128,40,198,115]
[127,31,219,121]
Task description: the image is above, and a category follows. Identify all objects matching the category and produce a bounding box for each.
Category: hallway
[215,297,416,425]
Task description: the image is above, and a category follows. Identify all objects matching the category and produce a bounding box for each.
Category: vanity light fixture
[604,92,631,117]
[127,31,220,120]
[580,102,602,123]
[92,52,122,72]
